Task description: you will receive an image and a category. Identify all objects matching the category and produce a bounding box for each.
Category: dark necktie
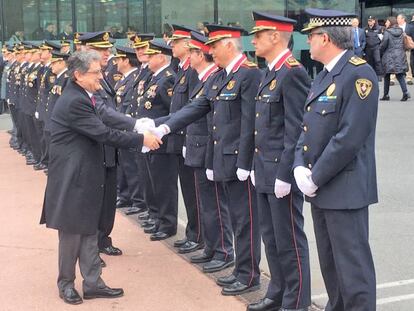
[91,95,96,107]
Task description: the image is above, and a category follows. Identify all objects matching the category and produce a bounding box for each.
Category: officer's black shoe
[44,169,48,176]
[401,93,410,101]
[100,257,106,268]
[203,259,235,274]
[216,274,237,286]
[144,225,157,234]
[26,158,37,165]
[178,241,203,254]
[407,80,413,85]
[380,95,390,101]
[150,231,173,241]
[34,163,47,171]
[173,238,188,248]
[221,281,260,296]
[247,298,281,311]
[141,218,156,228]
[83,286,124,299]
[190,252,213,264]
[125,206,146,215]
[59,287,83,305]
[100,245,123,256]
[138,211,150,220]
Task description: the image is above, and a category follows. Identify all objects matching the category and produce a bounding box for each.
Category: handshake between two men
[134,118,319,199]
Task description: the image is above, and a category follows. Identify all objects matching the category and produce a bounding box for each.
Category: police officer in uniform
[153,25,261,295]
[294,9,378,311]
[248,12,311,311]
[161,25,202,253]
[182,31,234,268]
[364,16,383,78]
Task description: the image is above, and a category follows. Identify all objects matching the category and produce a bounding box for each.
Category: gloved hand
[294,166,318,197]
[274,179,291,199]
[182,146,186,158]
[141,131,163,153]
[134,118,155,133]
[236,168,250,181]
[250,170,256,187]
[35,111,39,119]
[150,124,171,139]
[206,169,214,181]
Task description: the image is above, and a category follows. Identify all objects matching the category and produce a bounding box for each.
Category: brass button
[303,145,308,152]
[322,110,326,115]
[213,126,216,130]
[308,163,312,169]
[235,150,238,154]
[254,130,258,135]
[214,111,217,115]
[303,126,308,132]
[214,140,217,145]
[258,96,262,100]
[275,158,278,162]
[216,96,219,100]
[255,148,259,153]
[256,112,259,118]
[307,106,311,112]
[180,131,184,134]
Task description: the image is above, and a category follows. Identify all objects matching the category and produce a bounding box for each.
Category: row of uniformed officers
[6,8,378,311]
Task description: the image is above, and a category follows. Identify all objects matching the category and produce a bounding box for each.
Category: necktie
[91,95,96,107]
[354,29,359,48]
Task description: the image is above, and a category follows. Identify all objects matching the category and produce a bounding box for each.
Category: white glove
[236,168,250,181]
[250,170,255,187]
[293,166,318,197]
[141,146,150,153]
[35,111,39,119]
[150,124,170,139]
[274,179,291,199]
[206,169,214,181]
[134,118,155,133]
[182,146,186,158]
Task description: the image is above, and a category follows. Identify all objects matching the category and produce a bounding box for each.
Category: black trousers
[311,206,376,311]
[194,168,233,260]
[146,153,178,235]
[40,129,50,166]
[365,47,382,76]
[177,155,201,243]
[219,179,261,286]
[26,115,41,162]
[98,166,118,249]
[118,149,146,208]
[257,191,311,309]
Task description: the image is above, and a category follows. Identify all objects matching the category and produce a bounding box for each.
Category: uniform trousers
[365,47,382,76]
[219,179,261,286]
[58,230,105,292]
[145,153,178,235]
[98,166,117,249]
[40,129,50,166]
[257,191,311,309]
[311,205,376,311]
[194,168,233,260]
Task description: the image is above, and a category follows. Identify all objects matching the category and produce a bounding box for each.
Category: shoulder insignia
[64,73,69,78]
[113,74,122,82]
[285,56,300,67]
[112,59,117,66]
[167,88,173,97]
[49,76,56,83]
[241,60,258,68]
[355,79,373,100]
[349,56,366,66]
[165,70,173,77]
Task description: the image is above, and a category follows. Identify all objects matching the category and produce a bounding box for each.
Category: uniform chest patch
[269,80,277,91]
[355,79,373,100]
[226,80,236,90]
[147,85,158,98]
[180,76,186,85]
[144,101,152,110]
[326,83,336,96]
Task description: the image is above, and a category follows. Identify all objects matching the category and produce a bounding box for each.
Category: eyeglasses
[85,69,102,75]
[307,32,325,40]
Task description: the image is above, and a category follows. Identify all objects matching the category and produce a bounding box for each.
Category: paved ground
[1,81,414,310]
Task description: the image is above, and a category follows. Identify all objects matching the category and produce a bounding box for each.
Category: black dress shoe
[125,206,146,215]
[59,287,83,305]
[190,252,213,263]
[150,231,173,241]
[44,169,48,175]
[173,238,188,247]
[221,281,260,296]
[138,212,150,220]
[216,274,237,286]
[380,95,390,101]
[401,93,410,101]
[203,259,235,273]
[100,257,106,268]
[144,225,157,234]
[83,286,124,299]
[26,158,37,165]
[34,163,47,171]
[247,298,281,311]
[100,245,123,256]
[178,241,203,254]
[141,218,156,228]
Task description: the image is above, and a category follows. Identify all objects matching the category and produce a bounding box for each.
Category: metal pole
[0,0,5,44]
[71,0,77,32]
[214,0,218,24]
[143,0,147,32]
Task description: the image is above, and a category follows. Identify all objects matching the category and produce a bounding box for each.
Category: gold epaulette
[242,60,258,68]
[349,56,366,66]
[285,56,300,67]
[165,70,173,77]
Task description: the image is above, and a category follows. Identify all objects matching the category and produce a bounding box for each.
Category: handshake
[134,118,171,153]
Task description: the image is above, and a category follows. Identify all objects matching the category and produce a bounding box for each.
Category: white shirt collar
[45,62,51,67]
[225,53,244,75]
[124,67,138,78]
[268,49,290,70]
[85,90,93,98]
[153,63,170,77]
[325,50,347,72]
[400,23,406,31]
[198,63,216,80]
[57,68,68,79]
[141,63,148,69]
